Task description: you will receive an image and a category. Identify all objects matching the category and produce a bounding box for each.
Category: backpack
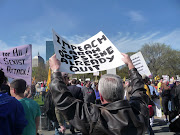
[44,90,57,122]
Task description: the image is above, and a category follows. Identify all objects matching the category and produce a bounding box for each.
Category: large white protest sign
[0,45,32,85]
[130,52,151,77]
[53,30,124,74]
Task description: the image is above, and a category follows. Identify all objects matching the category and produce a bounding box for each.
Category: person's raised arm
[121,53,148,103]
[121,53,134,70]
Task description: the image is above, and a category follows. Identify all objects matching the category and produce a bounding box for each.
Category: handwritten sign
[0,45,32,85]
[53,30,124,74]
[130,52,151,77]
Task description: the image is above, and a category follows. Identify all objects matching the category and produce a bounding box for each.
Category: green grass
[33,94,44,106]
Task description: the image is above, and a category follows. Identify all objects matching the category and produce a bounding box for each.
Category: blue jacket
[0,92,27,135]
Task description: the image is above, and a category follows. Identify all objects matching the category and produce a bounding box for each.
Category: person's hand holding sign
[49,54,60,72]
[121,53,134,70]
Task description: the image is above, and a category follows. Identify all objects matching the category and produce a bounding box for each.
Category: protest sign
[93,71,99,76]
[107,68,116,75]
[130,52,151,77]
[53,30,124,74]
[162,75,169,82]
[0,45,32,85]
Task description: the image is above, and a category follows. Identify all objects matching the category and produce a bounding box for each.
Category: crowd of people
[0,53,180,135]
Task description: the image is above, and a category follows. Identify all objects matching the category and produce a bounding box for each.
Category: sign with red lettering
[0,45,32,85]
[53,30,124,74]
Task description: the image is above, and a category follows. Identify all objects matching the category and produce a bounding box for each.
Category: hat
[10,79,27,91]
[61,72,68,78]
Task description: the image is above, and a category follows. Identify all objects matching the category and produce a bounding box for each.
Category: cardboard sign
[53,30,124,74]
[0,45,32,85]
[130,52,151,77]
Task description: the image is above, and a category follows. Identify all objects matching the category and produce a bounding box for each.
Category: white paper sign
[130,52,151,77]
[53,30,124,74]
[93,71,99,76]
[162,75,169,82]
[107,68,116,75]
[0,45,32,86]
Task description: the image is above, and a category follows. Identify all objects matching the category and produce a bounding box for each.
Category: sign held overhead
[53,30,124,74]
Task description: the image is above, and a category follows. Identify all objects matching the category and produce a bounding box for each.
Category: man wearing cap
[0,70,27,135]
[10,79,41,135]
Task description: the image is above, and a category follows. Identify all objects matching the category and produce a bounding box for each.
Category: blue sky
[0,0,180,60]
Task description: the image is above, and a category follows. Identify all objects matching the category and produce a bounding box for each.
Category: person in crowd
[142,76,154,135]
[153,81,158,92]
[148,81,159,99]
[41,83,46,102]
[157,78,163,92]
[0,74,11,96]
[158,78,163,108]
[142,75,151,100]
[24,86,32,98]
[10,79,41,135]
[0,70,27,135]
[54,72,68,135]
[68,79,83,101]
[76,80,83,88]
[147,81,159,128]
[35,82,41,98]
[169,79,176,112]
[94,82,101,104]
[31,82,36,99]
[67,79,83,134]
[160,80,171,122]
[82,81,96,104]
[49,53,149,135]
[175,79,180,113]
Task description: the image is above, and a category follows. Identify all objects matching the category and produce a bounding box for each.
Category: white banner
[0,45,32,86]
[53,30,124,74]
[130,52,151,77]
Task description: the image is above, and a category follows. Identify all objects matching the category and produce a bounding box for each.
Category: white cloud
[156,29,180,49]
[111,29,180,53]
[128,11,145,22]
[18,33,52,60]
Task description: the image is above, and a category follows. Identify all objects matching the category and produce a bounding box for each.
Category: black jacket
[81,86,96,104]
[67,85,83,101]
[50,68,149,135]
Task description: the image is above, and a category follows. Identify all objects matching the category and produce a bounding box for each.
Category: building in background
[32,52,45,67]
[46,41,54,62]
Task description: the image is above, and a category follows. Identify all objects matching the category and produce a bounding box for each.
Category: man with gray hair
[49,53,149,135]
